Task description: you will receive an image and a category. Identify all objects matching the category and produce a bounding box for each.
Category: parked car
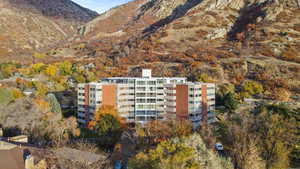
[115,161,122,169]
[215,143,224,151]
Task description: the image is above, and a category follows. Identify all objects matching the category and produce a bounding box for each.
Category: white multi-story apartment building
[77,69,215,127]
[165,82,216,128]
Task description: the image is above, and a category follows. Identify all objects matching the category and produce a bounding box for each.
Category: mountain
[0,0,98,62]
[60,0,300,99]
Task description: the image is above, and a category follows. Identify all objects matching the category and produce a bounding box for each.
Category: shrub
[31,63,46,73]
[0,63,17,78]
[273,88,291,102]
[11,88,24,99]
[44,64,58,77]
[197,73,215,83]
[34,82,49,96]
[242,80,264,97]
[33,52,47,59]
[0,88,14,105]
[58,61,73,75]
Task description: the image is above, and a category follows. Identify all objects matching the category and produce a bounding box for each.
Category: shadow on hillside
[227,0,272,41]
[142,0,204,36]
[2,127,23,137]
[52,90,77,118]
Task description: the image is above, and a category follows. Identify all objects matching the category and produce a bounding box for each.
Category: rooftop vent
[142,69,152,78]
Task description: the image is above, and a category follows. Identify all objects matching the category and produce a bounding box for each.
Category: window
[149,87,156,91]
[137,87,146,91]
[147,81,156,85]
[137,81,146,85]
[136,93,146,97]
[147,93,156,97]
[137,99,146,103]
[136,111,145,115]
[158,79,164,84]
[136,116,146,121]
[146,111,156,116]
[147,99,156,103]
[137,105,145,109]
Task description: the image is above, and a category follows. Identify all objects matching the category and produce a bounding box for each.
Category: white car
[215,143,224,151]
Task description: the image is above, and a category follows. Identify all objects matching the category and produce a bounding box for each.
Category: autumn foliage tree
[129,134,233,169]
[241,80,264,98]
[88,106,125,148]
[58,61,73,76]
[273,88,291,102]
[31,63,46,73]
[136,119,193,146]
[44,64,59,78]
[256,104,298,169]
[217,113,266,169]
[88,106,125,129]
[218,103,298,169]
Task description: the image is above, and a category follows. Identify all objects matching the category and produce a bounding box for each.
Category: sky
[72,0,133,14]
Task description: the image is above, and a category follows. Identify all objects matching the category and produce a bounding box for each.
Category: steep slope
[55,0,300,99]
[0,0,98,62]
[109,0,300,97]
[59,0,154,59]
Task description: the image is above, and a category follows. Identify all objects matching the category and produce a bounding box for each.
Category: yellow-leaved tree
[88,106,126,149]
[88,105,126,129]
[44,65,59,78]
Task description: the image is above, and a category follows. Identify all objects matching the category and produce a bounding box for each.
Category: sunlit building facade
[77,69,215,127]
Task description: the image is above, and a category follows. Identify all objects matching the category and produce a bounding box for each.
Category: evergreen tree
[223,92,239,113]
[47,93,62,114]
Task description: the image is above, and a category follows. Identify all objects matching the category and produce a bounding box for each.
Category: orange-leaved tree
[88,105,126,129]
[88,105,126,149]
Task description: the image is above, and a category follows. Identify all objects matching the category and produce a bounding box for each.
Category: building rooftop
[101,76,187,80]
[55,147,106,165]
[0,141,17,150]
[0,147,25,169]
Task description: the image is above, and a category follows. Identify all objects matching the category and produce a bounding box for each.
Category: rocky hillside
[61,0,299,98]
[0,0,98,62]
